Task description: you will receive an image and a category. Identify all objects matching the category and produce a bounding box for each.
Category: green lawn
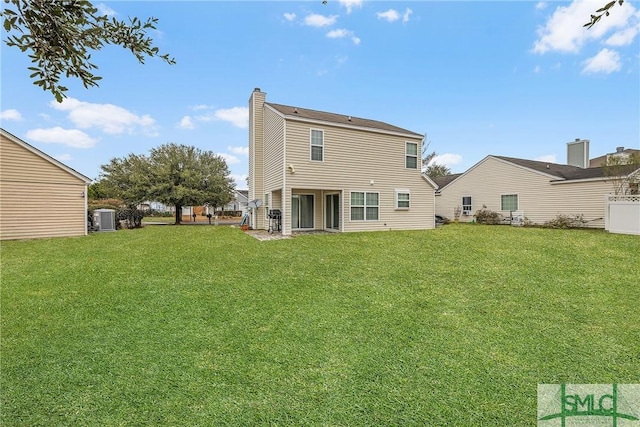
[1,225,638,426]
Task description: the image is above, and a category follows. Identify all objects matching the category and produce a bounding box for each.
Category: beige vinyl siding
[249,90,266,229]
[284,120,434,232]
[1,133,88,240]
[436,156,613,227]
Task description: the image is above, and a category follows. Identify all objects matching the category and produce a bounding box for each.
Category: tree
[1,0,175,102]
[147,143,235,225]
[421,138,452,178]
[99,153,152,208]
[584,0,625,28]
[603,151,640,195]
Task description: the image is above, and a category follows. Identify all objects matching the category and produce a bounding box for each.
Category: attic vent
[348,116,352,121]
[294,108,298,113]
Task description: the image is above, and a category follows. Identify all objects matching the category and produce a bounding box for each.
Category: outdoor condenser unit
[93,209,116,231]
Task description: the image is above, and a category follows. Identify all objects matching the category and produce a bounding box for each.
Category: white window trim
[500,193,519,212]
[350,191,380,221]
[394,189,410,210]
[310,128,324,162]
[405,142,418,169]
[462,196,472,215]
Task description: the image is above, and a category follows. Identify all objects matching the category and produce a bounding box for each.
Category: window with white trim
[310,129,323,161]
[395,189,410,210]
[351,192,379,221]
[501,194,518,211]
[462,196,472,215]
[405,142,418,169]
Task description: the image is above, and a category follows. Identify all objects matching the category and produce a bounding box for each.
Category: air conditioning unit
[93,209,116,231]
[462,210,472,216]
[511,211,525,227]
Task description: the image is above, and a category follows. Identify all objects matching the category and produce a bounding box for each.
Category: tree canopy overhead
[1,0,175,102]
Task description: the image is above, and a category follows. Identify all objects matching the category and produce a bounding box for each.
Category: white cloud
[304,14,338,27]
[231,174,248,190]
[533,0,637,54]
[430,153,463,168]
[581,48,622,74]
[25,127,97,148]
[339,0,362,14]
[50,97,157,135]
[214,107,249,129]
[284,12,296,22]
[377,9,399,23]
[179,116,195,129]
[228,146,249,156]
[55,154,73,162]
[535,2,547,10]
[535,154,557,163]
[96,3,116,16]
[0,109,22,121]
[326,28,360,44]
[191,104,211,111]
[534,65,541,73]
[605,22,640,46]
[403,8,413,24]
[218,153,240,165]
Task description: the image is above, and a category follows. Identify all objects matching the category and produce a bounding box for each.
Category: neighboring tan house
[589,146,640,167]
[1,128,91,240]
[433,154,640,228]
[248,88,436,235]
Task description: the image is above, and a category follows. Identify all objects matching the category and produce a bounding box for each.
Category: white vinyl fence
[605,195,640,235]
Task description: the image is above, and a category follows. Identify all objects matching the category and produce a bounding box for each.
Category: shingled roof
[493,156,610,180]
[265,102,423,138]
[432,173,462,189]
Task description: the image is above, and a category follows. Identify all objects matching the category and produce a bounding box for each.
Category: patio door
[292,195,314,229]
[325,193,340,230]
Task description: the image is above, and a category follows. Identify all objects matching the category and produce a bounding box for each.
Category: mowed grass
[1,225,639,426]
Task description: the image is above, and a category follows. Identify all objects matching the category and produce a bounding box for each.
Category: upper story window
[501,194,518,211]
[310,129,324,161]
[406,142,418,169]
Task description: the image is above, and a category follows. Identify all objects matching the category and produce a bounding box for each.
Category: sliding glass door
[292,195,314,229]
[325,193,339,230]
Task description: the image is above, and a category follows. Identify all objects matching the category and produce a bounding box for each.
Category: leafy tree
[1,0,175,102]
[147,143,235,225]
[421,138,452,178]
[87,180,109,199]
[603,151,640,195]
[424,163,452,178]
[99,153,151,208]
[584,0,624,28]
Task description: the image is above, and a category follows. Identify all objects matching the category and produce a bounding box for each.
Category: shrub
[117,208,145,229]
[542,214,586,229]
[474,208,503,225]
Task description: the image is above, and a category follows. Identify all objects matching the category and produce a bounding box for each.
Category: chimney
[567,138,590,168]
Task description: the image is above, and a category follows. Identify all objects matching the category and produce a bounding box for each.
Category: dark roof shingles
[266,102,423,137]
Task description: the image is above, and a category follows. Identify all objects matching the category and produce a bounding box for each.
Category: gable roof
[1,128,91,183]
[432,173,462,190]
[492,156,603,180]
[236,189,249,202]
[265,102,423,138]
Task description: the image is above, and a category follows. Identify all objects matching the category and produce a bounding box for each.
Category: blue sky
[1,0,639,188]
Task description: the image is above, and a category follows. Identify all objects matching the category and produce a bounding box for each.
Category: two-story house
[248,88,436,235]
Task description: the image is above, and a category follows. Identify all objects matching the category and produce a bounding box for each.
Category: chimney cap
[575,138,580,141]
[616,146,624,153]
[254,87,261,92]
